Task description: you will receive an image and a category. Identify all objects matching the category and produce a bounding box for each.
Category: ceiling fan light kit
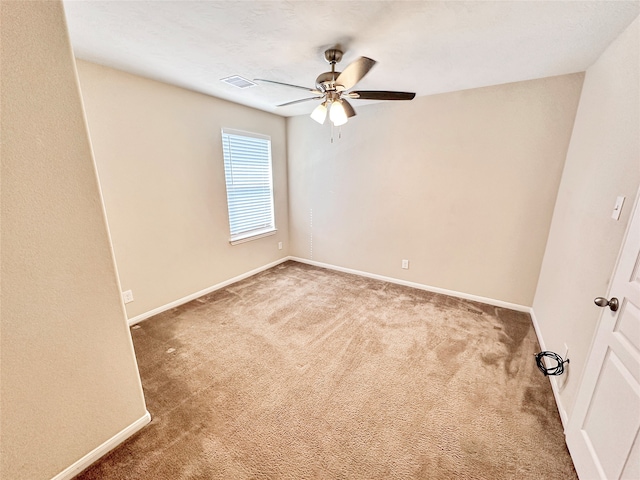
[310,101,328,124]
[329,101,348,126]
[255,48,416,128]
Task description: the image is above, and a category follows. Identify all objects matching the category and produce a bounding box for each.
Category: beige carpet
[75,261,577,479]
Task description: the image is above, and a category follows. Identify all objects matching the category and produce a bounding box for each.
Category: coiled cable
[535,351,569,376]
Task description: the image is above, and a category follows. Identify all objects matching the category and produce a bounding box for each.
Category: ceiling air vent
[220,75,257,89]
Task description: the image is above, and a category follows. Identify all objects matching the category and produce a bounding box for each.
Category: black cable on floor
[535,351,569,376]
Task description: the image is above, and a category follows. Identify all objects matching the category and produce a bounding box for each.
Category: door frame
[565,186,640,479]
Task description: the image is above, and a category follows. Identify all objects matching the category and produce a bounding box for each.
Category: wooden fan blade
[255,78,321,94]
[277,96,323,107]
[348,91,416,101]
[341,99,356,118]
[336,57,376,90]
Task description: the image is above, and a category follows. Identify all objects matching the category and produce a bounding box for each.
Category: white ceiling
[63,1,639,117]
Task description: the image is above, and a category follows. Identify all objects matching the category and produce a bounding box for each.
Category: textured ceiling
[63,1,639,117]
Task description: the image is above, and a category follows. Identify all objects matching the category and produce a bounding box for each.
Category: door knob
[594,297,619,312]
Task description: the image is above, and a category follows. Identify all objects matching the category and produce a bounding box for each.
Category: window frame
[221,128,277,245]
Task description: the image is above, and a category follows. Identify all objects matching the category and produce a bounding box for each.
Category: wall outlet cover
[122,290,134,304]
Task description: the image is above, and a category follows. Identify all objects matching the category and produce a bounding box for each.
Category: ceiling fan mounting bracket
[324,48,343,65]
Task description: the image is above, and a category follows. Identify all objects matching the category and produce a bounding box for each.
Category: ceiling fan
[255,48,416,126]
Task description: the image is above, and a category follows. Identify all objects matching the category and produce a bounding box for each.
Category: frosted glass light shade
[310,102,328,124]
[329,101,348,126]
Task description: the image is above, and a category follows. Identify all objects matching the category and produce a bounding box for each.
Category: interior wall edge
[128,256,290,326]
[528,308,569,430]
[70,58,128,321]
[50,411,151,480]
[289,256,531,313]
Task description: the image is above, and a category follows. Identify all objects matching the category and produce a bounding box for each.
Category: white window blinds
[221,129,275,243]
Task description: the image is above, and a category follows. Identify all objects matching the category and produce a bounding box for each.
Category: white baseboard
[288,256,531,313]
[127,257,290,326]
[51,411,151,480]
[529,308,569,430]
[129,255,530,327]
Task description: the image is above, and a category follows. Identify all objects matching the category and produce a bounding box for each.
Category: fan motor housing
[315,71,342,92]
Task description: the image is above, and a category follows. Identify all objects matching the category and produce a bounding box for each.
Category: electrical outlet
[122,290,134,304]
[402,259,409,269]
[278,241,283,250]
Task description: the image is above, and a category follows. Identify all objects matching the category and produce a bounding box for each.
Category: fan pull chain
[328,123,344,143]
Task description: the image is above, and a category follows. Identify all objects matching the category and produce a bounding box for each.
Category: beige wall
[75,61,289,319]
[287,74,584,306]
[0,2,147,479]
[533,17,639,420]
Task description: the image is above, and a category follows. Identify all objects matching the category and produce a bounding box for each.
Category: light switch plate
[612,196,625,220]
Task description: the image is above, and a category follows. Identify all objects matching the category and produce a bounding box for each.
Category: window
[221,129,276,244]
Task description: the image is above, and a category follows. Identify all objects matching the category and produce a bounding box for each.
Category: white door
[566,191,640,480]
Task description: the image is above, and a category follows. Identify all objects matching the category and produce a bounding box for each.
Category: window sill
[229,228,277,245]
